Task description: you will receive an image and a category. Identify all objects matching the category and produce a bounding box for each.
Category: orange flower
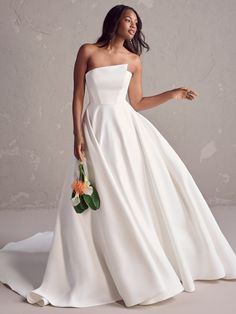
[71,180,87,195]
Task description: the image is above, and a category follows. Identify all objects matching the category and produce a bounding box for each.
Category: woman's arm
[72,43,90,138]
[72,43,91,161]
[128,56,198,112]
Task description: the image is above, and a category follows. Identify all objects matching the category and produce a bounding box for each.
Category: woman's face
[117,9,138,40]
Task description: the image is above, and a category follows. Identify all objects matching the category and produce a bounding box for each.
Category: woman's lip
[128,30,135,35]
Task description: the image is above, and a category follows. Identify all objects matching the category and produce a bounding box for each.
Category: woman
[1,4,236,309]
[73,5,197,162]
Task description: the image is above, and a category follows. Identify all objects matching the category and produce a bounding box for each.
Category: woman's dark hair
[95,4,150,56]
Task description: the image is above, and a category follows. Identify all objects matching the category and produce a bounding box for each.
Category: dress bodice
[85,64,132,105]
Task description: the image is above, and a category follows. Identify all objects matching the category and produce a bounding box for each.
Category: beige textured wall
[0,0,235,211]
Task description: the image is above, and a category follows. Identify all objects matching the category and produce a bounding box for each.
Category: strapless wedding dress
[1,64,236,308]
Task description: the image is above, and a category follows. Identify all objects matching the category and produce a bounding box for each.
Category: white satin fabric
[1,64,236,308]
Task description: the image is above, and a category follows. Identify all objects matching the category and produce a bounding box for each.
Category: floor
[0,205,236,314]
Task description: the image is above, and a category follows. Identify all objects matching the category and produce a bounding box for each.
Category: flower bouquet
[70,159,100,214]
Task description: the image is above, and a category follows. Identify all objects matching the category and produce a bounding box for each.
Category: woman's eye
[124,18,137,26]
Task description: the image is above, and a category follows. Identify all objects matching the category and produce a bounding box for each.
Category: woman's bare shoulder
[75,43,99,66]
[77,42,98,54]
[126,52,142,73]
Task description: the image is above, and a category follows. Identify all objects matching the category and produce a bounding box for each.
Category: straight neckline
[85,63,132,77]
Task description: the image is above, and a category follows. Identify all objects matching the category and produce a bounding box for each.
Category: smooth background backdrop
[0,0,235,213]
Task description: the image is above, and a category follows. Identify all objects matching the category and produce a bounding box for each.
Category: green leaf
[79,164,85,181]
[73,194,88,214]
[83,194,98,210]
[79,195,89,209]
[74,202,87,213]
[91,187,100,209]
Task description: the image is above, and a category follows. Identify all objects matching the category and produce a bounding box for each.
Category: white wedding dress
[1,63,236,308]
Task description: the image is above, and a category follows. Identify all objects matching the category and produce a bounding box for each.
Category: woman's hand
[171,87,198,100]
[74,130,86,162]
